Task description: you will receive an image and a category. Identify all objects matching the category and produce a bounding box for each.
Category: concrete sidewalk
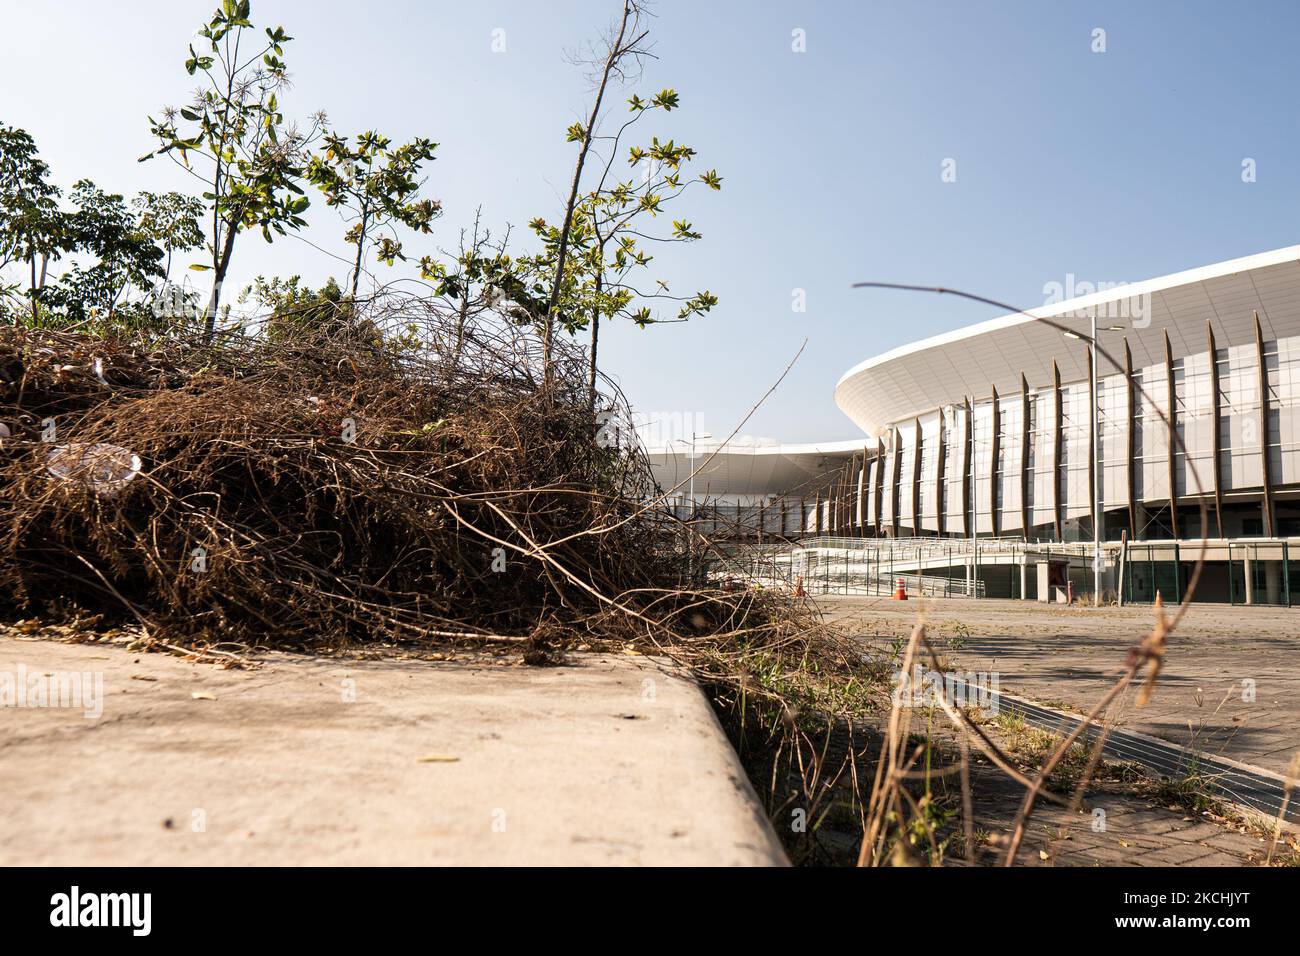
[0,634,786,866]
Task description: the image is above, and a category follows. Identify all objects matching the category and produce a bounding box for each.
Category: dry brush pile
[0,314,724,654]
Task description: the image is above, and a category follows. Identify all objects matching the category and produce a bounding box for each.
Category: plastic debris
[46,442,142,497]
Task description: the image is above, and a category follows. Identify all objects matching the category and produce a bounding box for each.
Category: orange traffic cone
[894,578,907,600]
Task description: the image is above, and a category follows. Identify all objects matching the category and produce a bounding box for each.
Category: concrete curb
[0,638,789,866]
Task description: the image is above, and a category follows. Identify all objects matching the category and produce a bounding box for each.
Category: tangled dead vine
[0,306,716,651]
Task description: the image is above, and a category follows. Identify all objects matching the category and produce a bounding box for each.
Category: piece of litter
[416,754,459,763]
[46,442,141,497]
[131,675,158,682]
[191,691,217,700]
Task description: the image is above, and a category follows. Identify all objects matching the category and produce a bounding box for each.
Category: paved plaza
[824,596,1300,777]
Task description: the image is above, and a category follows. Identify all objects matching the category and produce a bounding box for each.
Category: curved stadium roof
[835,244,1300,438]
[645,439,866,498]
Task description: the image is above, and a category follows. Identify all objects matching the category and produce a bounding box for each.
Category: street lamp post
[685,430,712,518]
[669,431,713,518]
[672,433,713,578]
[1066,316,1124,606]
[1090,313,1101,606]
[942,402,978,597]
[688,434,695,516]
[969,401,977,597]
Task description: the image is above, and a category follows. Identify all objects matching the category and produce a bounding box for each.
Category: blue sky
[3,1,1298,441]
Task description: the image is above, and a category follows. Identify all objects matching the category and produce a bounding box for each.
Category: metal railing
[710,548,987,598]
[705,530,1126,600]
[800,535,1106,559]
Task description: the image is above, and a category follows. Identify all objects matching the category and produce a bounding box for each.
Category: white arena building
[648,246,1300,605]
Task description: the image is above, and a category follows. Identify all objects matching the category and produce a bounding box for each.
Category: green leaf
[652,88,680,111]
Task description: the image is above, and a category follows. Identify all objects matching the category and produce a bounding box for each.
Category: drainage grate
[959,682,1299,825]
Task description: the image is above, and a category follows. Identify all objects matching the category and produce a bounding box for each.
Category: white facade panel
[919,415,941,532]
[1061,382,1091,520]
[998,396,1023,531]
